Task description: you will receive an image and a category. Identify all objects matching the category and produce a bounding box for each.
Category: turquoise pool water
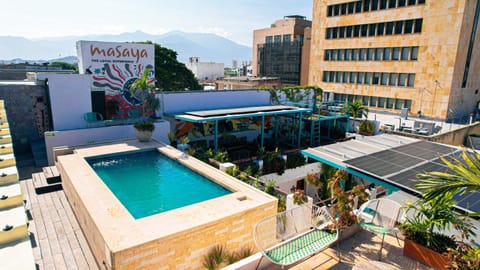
[88,151,231,219]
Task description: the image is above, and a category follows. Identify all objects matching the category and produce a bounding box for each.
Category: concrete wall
[186,61,224,81]
[44,120,170,165]
[0,83,47,153]
[42,74,92,131]
[161,90,271,114]
[429,122,480,146]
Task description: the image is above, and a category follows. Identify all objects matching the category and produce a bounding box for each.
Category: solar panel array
[185,105,296,118]
[344,140,480,213]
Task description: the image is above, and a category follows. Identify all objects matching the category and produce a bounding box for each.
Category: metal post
[261,115,265,148]
[297,112,303,147]
[214,120,218,152]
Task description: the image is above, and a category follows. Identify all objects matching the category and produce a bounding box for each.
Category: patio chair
[83,112,104,127]
[253,205,339,269]
[357,198,403,260]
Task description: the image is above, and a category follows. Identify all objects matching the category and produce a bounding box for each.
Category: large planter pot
[339,223,361,241]
[135,129,153,142]
[403,239,448,270]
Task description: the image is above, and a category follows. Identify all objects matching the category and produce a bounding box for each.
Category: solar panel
[387,162,448,190]
[454,191,480,213]
[392,140,456,160]
[185,105,297,117]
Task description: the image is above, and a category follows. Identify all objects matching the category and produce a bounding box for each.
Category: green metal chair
[357,198,403,260]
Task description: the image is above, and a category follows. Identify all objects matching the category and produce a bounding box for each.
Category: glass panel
[332,50,338,60]
[352,49,359,60]
[378,97,386,107]
[373,72,380,84]
[348,95,354,102]
[377,23,385,35]
[372,0,379,10]
[370,96,378,107]
[363,95,370,105]
[401,47,410,60]
[283,35,291,43]
[361,24,368,36]
[375,48,383,60]
[407,0,416,5]
[388,0,396,8]
[386,22,394,35]
[369,24,377,36]
[328,5,333,16]
[329,71,335,82]
[354,25,361,37]
[343,72,349,82]
[348,2,355,13]
[323,71,329,82]
[363,0,371,11]
[336,71,342,82]
[345,49,352,60]
[360,48,367,60]
[355,1,363,12]
[365,72,372,84]
[404,20,414,34]
[332,27,338,38]
[408,73,415,87]
[350,72,357,83]
[324,50,331,61]
[346,26,353,37]
[405,100,412,109]
[326,28,332,39]
[380,0,388,9]
[395,99,403,109]
[274,35,282,43]
[358,72,365,83]
[384,48,392,60]
[368,48,375,60]
[411,46,419,60]
[398,73,407,86]
[266,36,273,43]
[334,5,340,16]
[418,0,425,3]
[395,21,404,34]
[339,27,345,38]
[398,0,407,7]
[392,47,400,60]
[389,73,398,86]
[414,19,423,33]
[386,98,394,108]
[338,49,345,60]
[381,73,389,85]
[341,3,347,15]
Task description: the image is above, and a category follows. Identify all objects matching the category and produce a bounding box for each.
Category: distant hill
[0,31,252,66]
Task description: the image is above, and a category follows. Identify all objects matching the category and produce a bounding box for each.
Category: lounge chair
[254,205,339,268]
[83,112,104,128]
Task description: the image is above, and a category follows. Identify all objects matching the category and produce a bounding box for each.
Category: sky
[2,0,313,46]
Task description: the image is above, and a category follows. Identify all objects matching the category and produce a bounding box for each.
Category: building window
[363,0,371,12]
[405,100,412,109]
[343,72,350,82]
[369,24,377,36]
[338,49,345,60]
[408,73,415,87]
[386,98,394,109]
[325,19,423,40]
[266,36,273,44]
[370,96,378,107]
[372,0,379,10]
[388,0,396,8]
[414,19,423,33]
[336,71,342,82]
[407,0,416,5]
[375,48,383,60]
[360,48,367,60]
[398,0,407,7]
[353,25,361,37]
[398,73,407,86]
[377,23,385,35]
[389,73,398,86]
[329,71,335,82]
[404,20,414,34]
[346,26,353,37]
[324,50,331,61]
[345,49,352,60]
[339,27,346,38]
[283,35,291,43]
[386,22,394,35]
[274,35,282,43]
[380,0,388,9]
[381,73,389,85]
[327,0,425,17]
[361,24,368,36]
[411,46,419,60]
[367,48,375,60]
[350,72,357,83]
[395,99,404,109]
[365,72,372,84]
[358,72,365,83]
[373,72,380,84]
[332,50,338,60]
[395,21,404,34]
[401,47,410,60]
[348,2,355,13]
[363,95,369,105]
[352,49,359,60]
[378,97,386,108]
[392,47,401,60]
[384,48,392,60]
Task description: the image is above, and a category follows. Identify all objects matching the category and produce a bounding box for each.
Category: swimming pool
[88,151,231,219]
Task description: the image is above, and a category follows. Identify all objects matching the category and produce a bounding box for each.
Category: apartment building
[309,0,480,120]
[253,15,312,86]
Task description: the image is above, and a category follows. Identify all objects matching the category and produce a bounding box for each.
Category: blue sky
[3,0,312,45]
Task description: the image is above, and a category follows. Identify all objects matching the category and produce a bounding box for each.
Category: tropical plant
[446,242,480,269]
[133,121,155,132]
[358,120,375,135]
[343,100,369,119]
[129,67,156,118]
[226,246,254,264]
[180,135,189,145]
[399,192,474,253]
[293,189,308,205]
[167,132,176,147]
[304,173,322,189]
[264,180,276,195]
[416,150,480,208]
[328,169,367,228]
[202,245,227,270]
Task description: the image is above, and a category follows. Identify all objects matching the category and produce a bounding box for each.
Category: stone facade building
[253,15,312,86]
[215,76,281,90]
[309,0,480,120]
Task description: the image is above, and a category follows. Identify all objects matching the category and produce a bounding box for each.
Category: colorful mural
[76,41,155,119]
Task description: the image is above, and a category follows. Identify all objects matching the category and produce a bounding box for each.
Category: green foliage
[285,152,306,169]
[50,61,77,71]
[277,196,287,212]
[318,164,335,199]
[226,246,254,264]
[213,150,229,163]
[180,135,189,145]
[343,100,369,119]
[446,242,480,270]
[256,85,323,105]
[399,192,474,253]
[264,180,276,195]
[167,132,176,145]
[129,67,157,117]
[304,173,322,189]
[202,245,227,270]
[358,120,375,135]
[135,41,201,91]
[133,121,155,132]
[293,189,308,205]
[262,151,286,175]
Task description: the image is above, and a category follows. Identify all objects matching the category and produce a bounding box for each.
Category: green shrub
[133,121,155,132]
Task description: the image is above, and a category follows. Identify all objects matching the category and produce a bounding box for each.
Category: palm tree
[416,150,480,213]
[343,100,369,119]
[129,67,155,118]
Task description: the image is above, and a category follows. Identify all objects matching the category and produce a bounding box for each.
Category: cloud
[195,26,232,39]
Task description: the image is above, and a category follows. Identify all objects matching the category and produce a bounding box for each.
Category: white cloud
[195,26,232,39]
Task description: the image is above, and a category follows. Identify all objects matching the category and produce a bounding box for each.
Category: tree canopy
[136,41,201,91]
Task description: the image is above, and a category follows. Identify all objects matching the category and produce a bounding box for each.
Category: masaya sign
[76,40,155,116]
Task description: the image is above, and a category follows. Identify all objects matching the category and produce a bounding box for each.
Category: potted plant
[328,169,367,239]
[399,193,474,270]
[358,120,375,136]
[129,67,159,142]
[167,132,177,147]
[292,189,308,205]
[133,121,155,142]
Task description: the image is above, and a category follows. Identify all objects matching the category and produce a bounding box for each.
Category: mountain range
[0,31,252,66]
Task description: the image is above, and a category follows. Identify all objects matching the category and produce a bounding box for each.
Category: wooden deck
[20,178,98,270]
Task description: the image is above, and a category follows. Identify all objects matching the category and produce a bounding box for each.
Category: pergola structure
[174,105,311,152]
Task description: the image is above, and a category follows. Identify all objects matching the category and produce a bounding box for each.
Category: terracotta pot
[403,239,448,270]
[135,129,152,142]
